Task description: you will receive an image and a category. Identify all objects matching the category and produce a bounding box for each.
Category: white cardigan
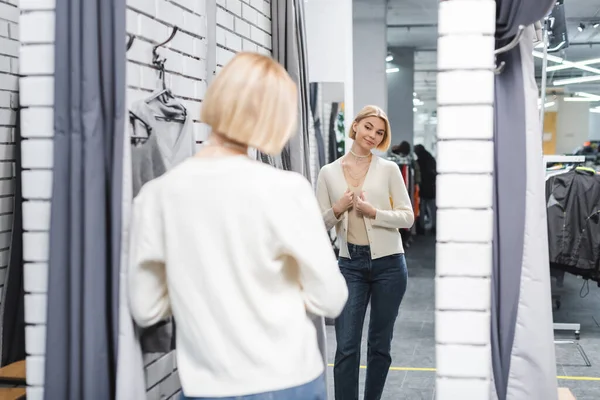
[316,155,415,259]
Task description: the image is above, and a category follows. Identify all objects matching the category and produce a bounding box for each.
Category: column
[387,47,415,146]
[435,1,495,399]
[352,0,387,114]
[556,98,590,153]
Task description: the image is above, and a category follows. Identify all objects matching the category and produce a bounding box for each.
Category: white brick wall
[18,0,272,398]
[435,1,495,400]
[215,0,271,72]
[0,0,18,311]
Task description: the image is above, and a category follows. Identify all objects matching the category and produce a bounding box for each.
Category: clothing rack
[544,155,591,367]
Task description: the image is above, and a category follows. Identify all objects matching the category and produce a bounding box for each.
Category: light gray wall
[387,47,415,147]
[352,0,387,114]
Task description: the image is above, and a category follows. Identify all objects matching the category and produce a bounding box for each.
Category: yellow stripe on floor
[327,364,600,381]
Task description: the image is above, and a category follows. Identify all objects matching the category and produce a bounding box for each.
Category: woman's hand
[333,189,354,218]
[355,191,377,219]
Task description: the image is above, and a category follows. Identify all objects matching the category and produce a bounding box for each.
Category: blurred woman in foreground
[128,52,348,400]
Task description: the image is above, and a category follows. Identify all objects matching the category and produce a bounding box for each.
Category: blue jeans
[334,244,408,400]
[180,374,326,400]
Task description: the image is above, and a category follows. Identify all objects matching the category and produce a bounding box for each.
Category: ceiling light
[594,22,600,28]
[591,107,600,113]
[386,67,399,73]
[547,57,600,72]
[533,51,600,75]
[538,101,556,109]
[578,23,585,32]
[413,92,417,97]
[564,97,600,102]
[386,55,393,62]
[553,75,600,86]
[564,92,600,102]
[413,107,417,112]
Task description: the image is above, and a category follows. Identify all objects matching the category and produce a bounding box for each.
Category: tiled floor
[325,234,600,399]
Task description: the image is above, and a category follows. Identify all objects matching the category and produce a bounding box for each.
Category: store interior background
[305,0,600,399]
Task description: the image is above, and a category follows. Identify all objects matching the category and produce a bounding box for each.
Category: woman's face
[353,116,386,151]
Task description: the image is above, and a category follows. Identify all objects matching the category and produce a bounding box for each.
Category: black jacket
[546,169,600,280]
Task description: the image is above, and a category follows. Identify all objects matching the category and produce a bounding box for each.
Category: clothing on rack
[328,103,340,163]
[546,169,600,281]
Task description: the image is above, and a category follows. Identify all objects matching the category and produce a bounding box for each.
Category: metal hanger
[493,25,526,74]
[144,26,186,123]
[126,34,135,52]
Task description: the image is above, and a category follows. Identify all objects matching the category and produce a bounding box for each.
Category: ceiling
[385,0,600,108]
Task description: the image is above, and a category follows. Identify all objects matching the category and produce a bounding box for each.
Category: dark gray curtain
[309,82,326,169]
[44,0,126,398]
[491,1,556,399]
[0,111,24,367]
[271,0,312,181]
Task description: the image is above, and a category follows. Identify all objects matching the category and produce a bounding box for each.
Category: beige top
[346,182,370,246]
[316,155,414,259]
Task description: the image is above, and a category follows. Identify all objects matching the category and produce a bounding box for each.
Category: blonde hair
[349,105,392,152]
[201,52,298,155]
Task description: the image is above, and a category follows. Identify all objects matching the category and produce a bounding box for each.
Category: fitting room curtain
[44,0,126,397]
[272,0,312,182]
[491,1,557,399]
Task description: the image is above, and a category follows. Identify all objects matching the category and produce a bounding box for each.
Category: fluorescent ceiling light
[532,51,600,75]
[539,101,555,108]
[547,57,600,72]
[569,93,600,104]
[591,107,600,113]
[576,92,600,99]
[386,67,399,73]
[553,75,600,86]
[564,96,600,102]
[386,55,393,62]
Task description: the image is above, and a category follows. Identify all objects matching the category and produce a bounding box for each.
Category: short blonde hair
[201,52,298,155]
[349,105,392,152]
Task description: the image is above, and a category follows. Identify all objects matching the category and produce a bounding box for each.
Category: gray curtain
[44,0,126,397]
[491,1,556,399]
[272,0,312,182]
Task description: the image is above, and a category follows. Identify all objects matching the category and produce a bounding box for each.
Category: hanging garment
[491,22,558,400]
[328,103,340,163]
[546,169,600,280]
[44,0,127,397]
[0,111,25,366]
[129,96,195,353]
[310,83,326,169]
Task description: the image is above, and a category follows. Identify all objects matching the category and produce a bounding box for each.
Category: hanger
[144,26,186,123]
[129,111,153,145]
[493,25,526,75]
[126,34,135,52]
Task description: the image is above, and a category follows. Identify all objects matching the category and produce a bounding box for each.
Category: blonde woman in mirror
[316,105,415,400]
[128,52,348,400]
